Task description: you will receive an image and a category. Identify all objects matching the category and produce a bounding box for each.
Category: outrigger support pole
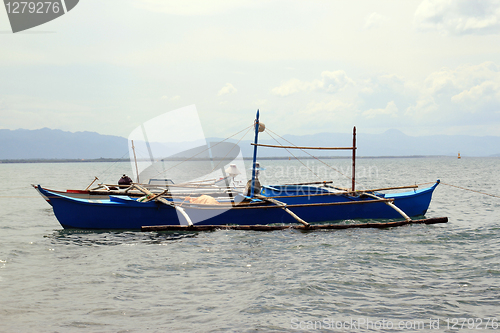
[250,110,260,198]
[133,184,193,226]
[256,195,310,227]
[362,193,411,222]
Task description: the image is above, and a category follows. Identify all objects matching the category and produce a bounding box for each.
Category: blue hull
[36,182,440,230]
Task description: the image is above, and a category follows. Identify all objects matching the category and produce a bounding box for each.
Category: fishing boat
[35,110,446,230]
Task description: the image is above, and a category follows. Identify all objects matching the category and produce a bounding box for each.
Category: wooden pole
[141,217,448,232]
[251,143,355,150]
[256,195,310,227]
[143,189,170,202]
[324,184,350,191]
[362,193,411,222]
[353,185,418,193]
[323,184,420,195]
[131,140,140,183]
[167,197,396,210]
[284,181,334,186]
[352,126,356,192]
[158,197,193,226]
[133,184,193,226]
[84,176,99,191]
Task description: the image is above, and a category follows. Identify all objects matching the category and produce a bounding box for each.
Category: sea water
[0,157,499,332]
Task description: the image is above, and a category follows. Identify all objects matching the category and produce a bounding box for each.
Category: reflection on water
[47,230,198,246]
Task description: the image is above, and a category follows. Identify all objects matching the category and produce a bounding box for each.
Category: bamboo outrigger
[141,217,448,232]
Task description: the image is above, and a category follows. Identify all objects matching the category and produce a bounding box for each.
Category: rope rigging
[265,127,355,183]
[93,150,130,181]
[439,182,500,199]
[264,129,322,181]
[146,124,255,181]
[177,124,255,207]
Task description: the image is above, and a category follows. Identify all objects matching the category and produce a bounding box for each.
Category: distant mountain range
[0,128,128,160]
[1,127,499,160]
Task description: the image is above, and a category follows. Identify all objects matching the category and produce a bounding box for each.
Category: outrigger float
[35,110,447,231]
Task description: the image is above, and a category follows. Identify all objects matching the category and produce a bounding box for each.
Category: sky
[1,0,500,139]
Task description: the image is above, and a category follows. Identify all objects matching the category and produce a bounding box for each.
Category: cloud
[218,83,237,96]
[407,62,500,124]
[304,99,353,115]
[404,96,439,121]
[358,74,415,114]
[414,0,500,35]
[295,99,357,132]
[424,62,500,96]
[451,81,499,102]
[451,81,500,113]
[363,101,399,119]
[271,78,313,96]
[364,12,388,30]
[271,71,354,96]
[270,62,500,134]
[320,71,356,93]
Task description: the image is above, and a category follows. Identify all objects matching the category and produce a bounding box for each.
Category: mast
[352,126,356,192]
[250,110,260,197]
